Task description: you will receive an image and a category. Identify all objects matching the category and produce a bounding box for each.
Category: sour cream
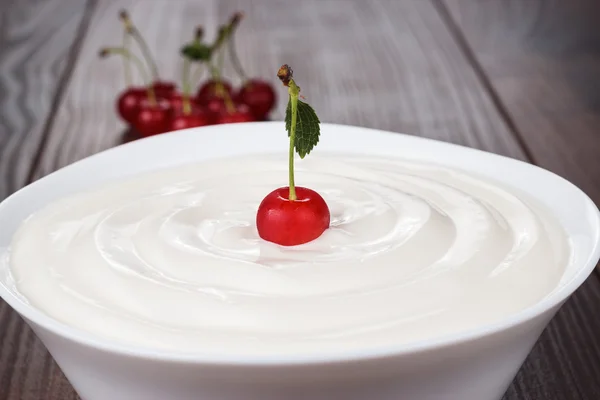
[7,154,569,355]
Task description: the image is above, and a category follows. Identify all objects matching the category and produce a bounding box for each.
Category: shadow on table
[119,116,273,145]
[119,127,141,144]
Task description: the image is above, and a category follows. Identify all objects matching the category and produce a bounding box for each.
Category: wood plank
[437,1,600,399]
[0,1,94,399]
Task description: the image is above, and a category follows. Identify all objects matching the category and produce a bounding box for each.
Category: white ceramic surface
[0,122,598,400]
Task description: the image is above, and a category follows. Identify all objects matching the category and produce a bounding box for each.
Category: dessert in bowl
[0,121,598,400]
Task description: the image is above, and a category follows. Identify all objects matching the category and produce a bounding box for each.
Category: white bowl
[0,122,598,400]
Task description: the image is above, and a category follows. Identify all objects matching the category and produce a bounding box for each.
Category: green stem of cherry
[118,10,132,86]
[287,79,300,201]
[100,47,156,106]
[190,63,205,87]
[121,14,159,80]
[182,58,192,115]
[228,33,247,83]
[222,12,247,83]
[209,26,227,81]
[212,49,235,114]
[121,30,132,86]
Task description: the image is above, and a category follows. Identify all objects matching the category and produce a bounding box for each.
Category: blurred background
[0,1,599,399]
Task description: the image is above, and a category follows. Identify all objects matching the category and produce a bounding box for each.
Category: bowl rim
[1,121,599,366]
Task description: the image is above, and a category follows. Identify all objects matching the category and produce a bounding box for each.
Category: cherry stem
[209,63,218,80]
[101,47,156,105]
[190,63,205,87]
[182,58,192,115]
[209,28,225,80]
[287,78,300,201]
[126,20,159,80]
[211,50,235,114]
[223,91,236,114]
[227,30,247,82]
[118,10,132,86]
[217,45,225,78]
[121,29,132,85]
[210,41,226,81]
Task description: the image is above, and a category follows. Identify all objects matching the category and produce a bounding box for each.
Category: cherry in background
[222,12,276,119]
[168,92,201,114]
[206,98,255,124]
[153,80,177,98]
[119,10,176,101]
[236,79,276,120]
[169,30,214,132]
[117,87,146,123]
[167,92,185,113]
[170,110,212,131]
[100,46,166,133]
[217,103,255,124]
[134,98,171,137]
[107,9,278,141]
[169,103,212,131]
[205,97,227,116]
[196,79,233,105]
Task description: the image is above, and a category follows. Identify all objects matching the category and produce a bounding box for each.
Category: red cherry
[206,99,255,124]
[169,108,212,131]
[217,103,256,124]
[256,187,330,246]
[196,79,233,105]
[167,93,185,113]
[153,81,177,98]
[206,97,228,117]
[117,87,146,124]
[236,79,276,120]
[134,99,171,137]
[167,92,200,114]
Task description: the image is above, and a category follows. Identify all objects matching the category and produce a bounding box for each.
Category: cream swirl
[8,154,569,355]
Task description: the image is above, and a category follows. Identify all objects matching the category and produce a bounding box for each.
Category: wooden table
[1,0,599,398]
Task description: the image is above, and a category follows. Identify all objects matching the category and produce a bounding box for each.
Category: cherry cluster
[101,11,276,138]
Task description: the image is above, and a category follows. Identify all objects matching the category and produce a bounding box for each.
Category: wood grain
[1,0,599,399]
[32,0,527,180]
[0,1,94,400]
[438,0,600,399]
[441,0,600,204]
[0,0,90,201]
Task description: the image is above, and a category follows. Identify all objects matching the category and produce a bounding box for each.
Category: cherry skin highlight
[206,99,255,124]
[236,79,276,120]
[206,97,228,117]
[167,92,201,114]
[167,92,185,113]
[217,103,255,124]
[196,79,233,105]
[169,107,212,131]
[134,99,171,137]
[117,87,146,124]
[256,187,330,246]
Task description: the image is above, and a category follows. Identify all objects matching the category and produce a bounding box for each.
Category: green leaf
[181,43,212,62]
[285,99,320,159]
